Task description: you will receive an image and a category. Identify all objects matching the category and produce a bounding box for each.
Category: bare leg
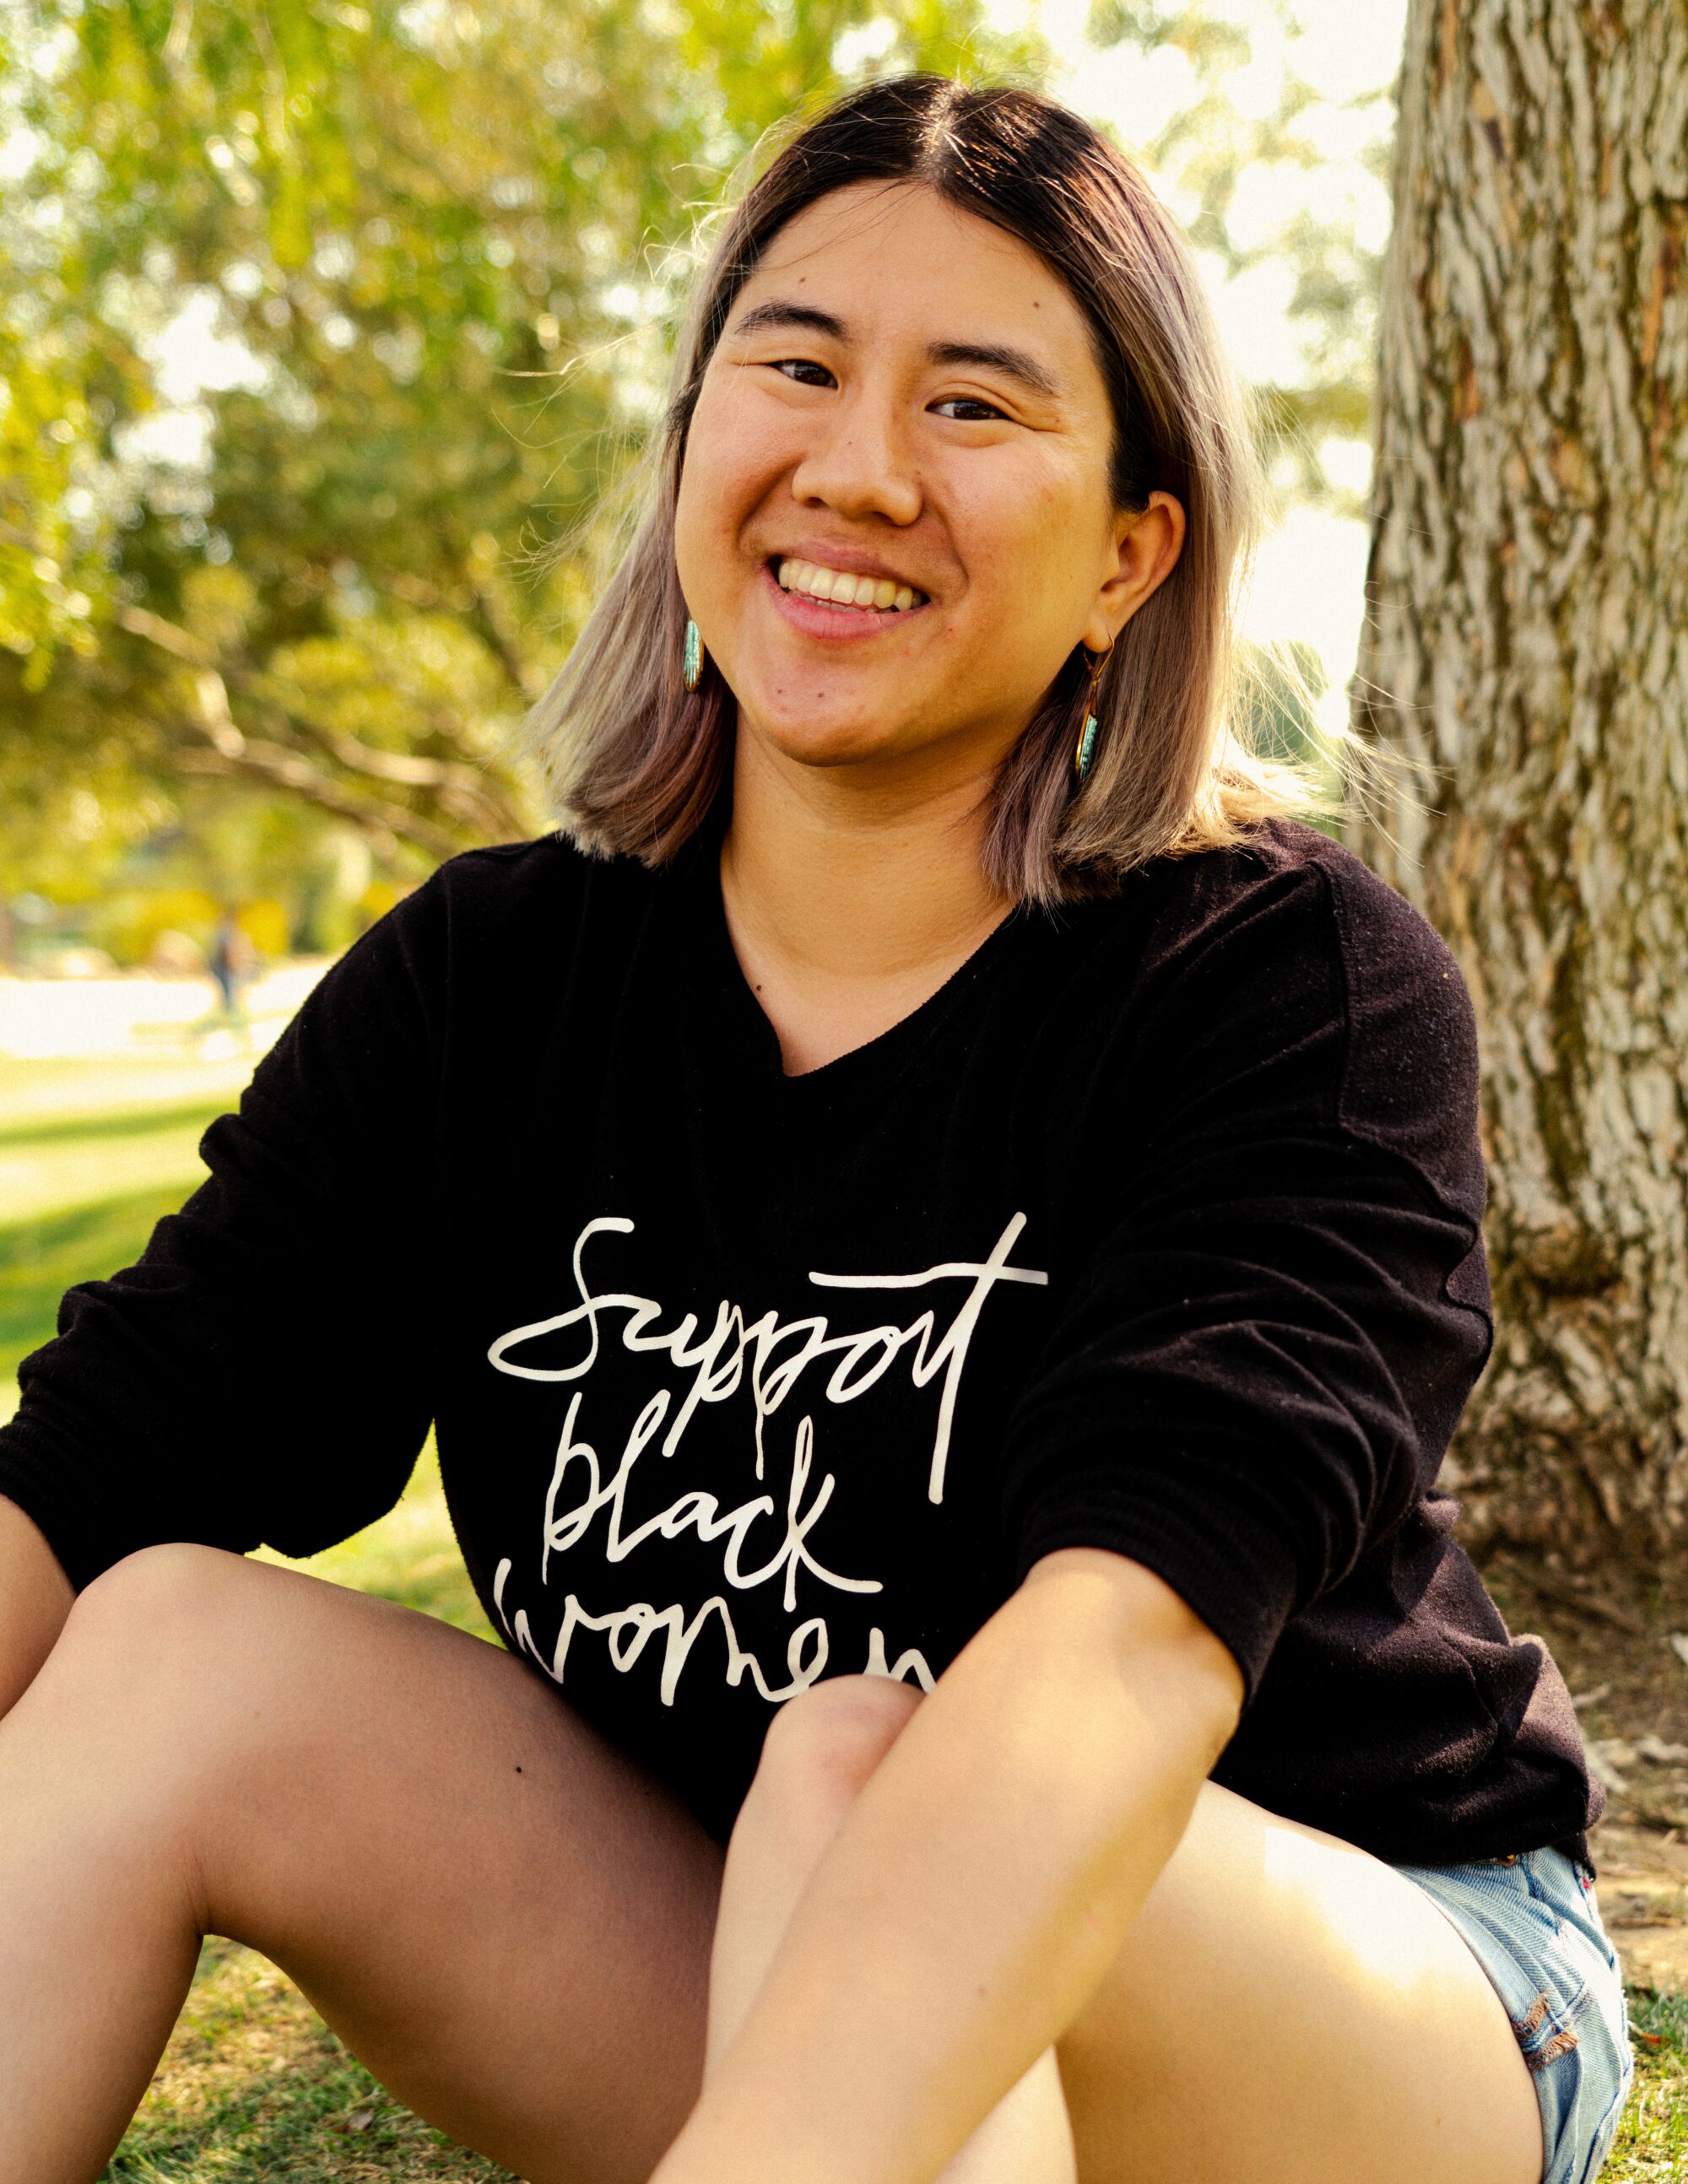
[706,1676,1077,2184]
[702,1678,1543,2184]
[1057,1781,1545,2184]
[0,1545,1548,2184]
[0,1543,725,2184]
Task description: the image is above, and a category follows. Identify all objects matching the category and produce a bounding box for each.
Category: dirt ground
[1483,1551,1688,1992]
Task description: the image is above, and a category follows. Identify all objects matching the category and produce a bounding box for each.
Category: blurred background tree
[1,0,1389,965]
[1085,0,1387,509]
[0,0,1042,957]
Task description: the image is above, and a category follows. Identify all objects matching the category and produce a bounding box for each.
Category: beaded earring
[682,618,705,693]
[1074,641,1112,784]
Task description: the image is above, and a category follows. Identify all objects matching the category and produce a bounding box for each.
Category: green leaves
[2,0,1387,905]
[3,0,1031,894]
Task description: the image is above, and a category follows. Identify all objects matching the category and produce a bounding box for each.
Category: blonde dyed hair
[522,74,1323,905]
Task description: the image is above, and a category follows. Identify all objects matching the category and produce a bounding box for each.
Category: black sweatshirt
[0,818,1599,1864]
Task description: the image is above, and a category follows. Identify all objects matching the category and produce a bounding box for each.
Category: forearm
[0,1496,74,1720]
[658,1554,1242,2184]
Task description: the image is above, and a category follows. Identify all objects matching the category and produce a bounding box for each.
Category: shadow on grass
[0,1186,188,1391]
[0,1099,229,1153]
[103,1942,516,2183]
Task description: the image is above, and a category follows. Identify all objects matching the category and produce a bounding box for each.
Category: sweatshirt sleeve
[0,876,449,1590]
[998,848,1495,1701]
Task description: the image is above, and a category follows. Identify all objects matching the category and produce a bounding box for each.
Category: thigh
[68,1545,725,2184]
[1056,1782,1545,2184]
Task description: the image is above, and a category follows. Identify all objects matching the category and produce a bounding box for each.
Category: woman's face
[673,180,1185,787]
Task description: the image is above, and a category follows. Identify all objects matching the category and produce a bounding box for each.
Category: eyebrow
[727,299,1064,402]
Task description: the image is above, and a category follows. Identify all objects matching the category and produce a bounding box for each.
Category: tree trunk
[1353,0,1688,1559]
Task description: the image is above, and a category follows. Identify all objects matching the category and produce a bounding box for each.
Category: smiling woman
[677,180,1176,814]
[0,73,1629,2184]
[529,76,1291,910]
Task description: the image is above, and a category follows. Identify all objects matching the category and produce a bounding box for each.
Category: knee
[743,1674,927,1841]
[68,1540,247,1657]
[51,1545,262,1753]
[23,1548,260,1891]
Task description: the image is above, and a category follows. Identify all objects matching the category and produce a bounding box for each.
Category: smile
[774,558,926,613]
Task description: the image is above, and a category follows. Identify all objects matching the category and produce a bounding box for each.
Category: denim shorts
[1392,1846,1634,2184]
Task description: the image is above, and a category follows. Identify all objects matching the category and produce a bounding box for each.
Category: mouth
[770,555,928,615]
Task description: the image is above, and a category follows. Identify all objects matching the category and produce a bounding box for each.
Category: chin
[752,707,914,770]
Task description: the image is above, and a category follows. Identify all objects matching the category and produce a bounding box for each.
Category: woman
[0,74,1630,2184]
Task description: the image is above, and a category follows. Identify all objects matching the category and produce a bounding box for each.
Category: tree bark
[1354,0,1688,1558]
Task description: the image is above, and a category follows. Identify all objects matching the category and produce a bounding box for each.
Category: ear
[1080,490,1187,655]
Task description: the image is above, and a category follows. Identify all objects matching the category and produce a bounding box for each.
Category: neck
[718,727,1013,1072]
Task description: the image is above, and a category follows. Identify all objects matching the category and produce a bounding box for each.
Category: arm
[0,1495,73,1720]
[652,1548,1242,2184]
[655,857,1484,2184]
[0,881,449,1592]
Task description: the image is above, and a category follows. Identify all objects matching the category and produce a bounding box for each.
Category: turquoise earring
[1074,711,1099,784]
[683,618,705,692]
[1074,641,1112,784]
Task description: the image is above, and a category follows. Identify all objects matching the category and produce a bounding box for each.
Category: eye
[768,358,835,387]
[931,395,1009,423]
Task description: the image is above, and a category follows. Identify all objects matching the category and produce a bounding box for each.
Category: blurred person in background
[0,76,1628,2184]
[208,909,259,1017]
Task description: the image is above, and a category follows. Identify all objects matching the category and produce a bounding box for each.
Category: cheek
[675,399,793,609]
[953,471,1089,619]
[680,386,790,529]
[986,462,1112,613]
[1018,458,1103,558]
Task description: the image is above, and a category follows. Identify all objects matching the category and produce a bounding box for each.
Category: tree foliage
[0,0,1039,904]
[1084,0,1394,505]
[0,0,1388,920]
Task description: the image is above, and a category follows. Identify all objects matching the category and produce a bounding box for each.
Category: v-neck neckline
[677,824,1027,1102]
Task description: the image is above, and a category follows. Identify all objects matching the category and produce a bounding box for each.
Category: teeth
[776,558,924,612]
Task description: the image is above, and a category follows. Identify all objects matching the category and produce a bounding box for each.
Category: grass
[252,1449,495,1641]
[1,1066,1683,2180]
[0,1117,212,1229]
[1614,1989,1688,2176]
[105,1939,513,2184]
[100,1441,508,2176]
[0,1050,259,1137]
[0,1095,231,1153]
[0,1187,193,1417]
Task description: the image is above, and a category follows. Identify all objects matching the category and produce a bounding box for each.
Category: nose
[787,384,922,528]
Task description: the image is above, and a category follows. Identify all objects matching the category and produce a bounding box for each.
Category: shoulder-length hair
[522,73,1319,905]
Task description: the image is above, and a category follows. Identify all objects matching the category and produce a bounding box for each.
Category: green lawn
[1622,1990,1688,2177]
[1,1187,197,1419]
[102,1937,512,2183]
[1,1067,1682,2181]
